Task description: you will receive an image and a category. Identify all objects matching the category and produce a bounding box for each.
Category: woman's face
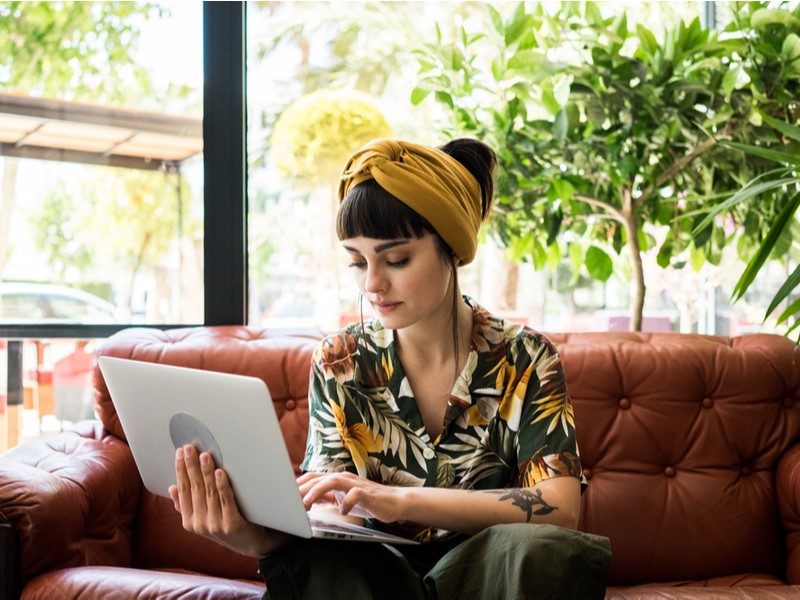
[342,233,453,331]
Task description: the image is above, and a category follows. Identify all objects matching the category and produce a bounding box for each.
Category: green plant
[692,4,800,339]
[412,1,798,331]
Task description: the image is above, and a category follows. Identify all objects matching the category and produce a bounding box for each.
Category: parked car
[0,282,120,324]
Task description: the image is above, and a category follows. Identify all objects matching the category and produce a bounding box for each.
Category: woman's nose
[363,266,387,294]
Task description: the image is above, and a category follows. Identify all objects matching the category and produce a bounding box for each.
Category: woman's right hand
[168,444,286,557]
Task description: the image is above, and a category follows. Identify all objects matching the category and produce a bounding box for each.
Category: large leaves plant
[692,4,800,339]
[412,1,797,331]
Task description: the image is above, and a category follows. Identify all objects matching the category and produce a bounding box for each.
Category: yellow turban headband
[337,138,483,265]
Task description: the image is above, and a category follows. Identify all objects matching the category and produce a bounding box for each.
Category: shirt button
[423,448,435,460]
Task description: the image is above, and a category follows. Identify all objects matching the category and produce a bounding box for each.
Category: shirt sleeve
[511,332,584,488]
[299,341,359,475]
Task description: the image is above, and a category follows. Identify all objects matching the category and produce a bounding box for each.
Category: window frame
[0,1,248,340]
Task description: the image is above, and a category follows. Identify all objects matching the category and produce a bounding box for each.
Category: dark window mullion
[203,1,248,326]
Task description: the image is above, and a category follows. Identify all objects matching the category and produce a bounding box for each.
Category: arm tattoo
[472,488,558,522]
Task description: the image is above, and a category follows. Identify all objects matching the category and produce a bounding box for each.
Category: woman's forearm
[396,476,580,535]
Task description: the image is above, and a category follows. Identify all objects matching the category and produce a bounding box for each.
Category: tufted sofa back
[549,331,800,585]
[94,327,800,586]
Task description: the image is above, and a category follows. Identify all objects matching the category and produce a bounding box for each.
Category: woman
[170,138,611,599]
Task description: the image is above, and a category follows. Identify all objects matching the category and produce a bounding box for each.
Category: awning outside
[0,91,203,170]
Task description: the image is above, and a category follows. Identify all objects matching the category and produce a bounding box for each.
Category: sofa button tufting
[702,398,713,409]
[741,466,752,476]
[664,466,676,478]
[619,398,631,410]
[583,468,593,480]
[784,398,794,409]
[285,399,296,411]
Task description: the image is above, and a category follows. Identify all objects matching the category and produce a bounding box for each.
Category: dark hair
[337,138,497,376]
[335,137,497,243]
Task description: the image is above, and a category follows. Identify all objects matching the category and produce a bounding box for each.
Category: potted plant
[412,1,799,332]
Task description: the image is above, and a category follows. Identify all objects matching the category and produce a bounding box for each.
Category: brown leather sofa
[2,326,800,599]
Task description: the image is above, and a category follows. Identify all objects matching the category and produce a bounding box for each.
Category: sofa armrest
[0,420,141,590]
[778,442,800,583]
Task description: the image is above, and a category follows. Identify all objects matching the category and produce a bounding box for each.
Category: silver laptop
[97,356,417,545]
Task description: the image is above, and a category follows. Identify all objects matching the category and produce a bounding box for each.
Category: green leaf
[530,238,547,269]
[553,109,568,143]
[552,74,573,108]
[546,241,562,269]
[638,229,656,252]
[775,295,800,326]
[765,262,800,319]
[689,243,706,271]
[507,49,545,70]
[540,88,561,116]
[584,2,603,27]
[722,64,743,97]
[487,4,504,34]
[751,8,800,30]
[410,87,430,106]
[505,10,535,47]
[721,141,800,166]
[759,112,800,143]
[657,235,673,268]
[585,246,613,281]
[693,172,799,233]
[692,215,712,248]
[782,33,800,66]
[435,91,454,109]
[732,194,800,301]
[636,24,658,57]
[552,178,575,202]
[568,242,583,272]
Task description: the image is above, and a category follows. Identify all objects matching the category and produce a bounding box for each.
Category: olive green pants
[258,524,611,600]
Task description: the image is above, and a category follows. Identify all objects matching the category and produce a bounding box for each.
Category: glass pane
[0,1,204,450]
[246,1,721,334]
[0,1,204,326]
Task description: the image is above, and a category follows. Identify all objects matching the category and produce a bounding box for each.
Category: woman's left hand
[297,472,405,523]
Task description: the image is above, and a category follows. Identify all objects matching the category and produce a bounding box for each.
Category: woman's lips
[372,301,401,314]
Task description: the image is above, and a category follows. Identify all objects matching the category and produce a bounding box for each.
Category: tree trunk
[622,188,645,332]
[128,231,152,318]
[0,158,20,280]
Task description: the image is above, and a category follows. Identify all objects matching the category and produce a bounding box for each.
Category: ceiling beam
[0,92,201,138]
[0,142,175,171]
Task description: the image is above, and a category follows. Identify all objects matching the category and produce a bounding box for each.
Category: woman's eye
[387,258,409,268]
[348,261,367,269]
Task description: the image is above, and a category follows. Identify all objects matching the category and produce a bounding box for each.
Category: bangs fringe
[336,180,434,241]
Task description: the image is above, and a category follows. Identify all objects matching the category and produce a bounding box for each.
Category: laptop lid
[98,355,317,539]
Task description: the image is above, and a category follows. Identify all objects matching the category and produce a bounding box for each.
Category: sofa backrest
[549,331,800,585]
[94,327,800,585]
[94,325,323,579]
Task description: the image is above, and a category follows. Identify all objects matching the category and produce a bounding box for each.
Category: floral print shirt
[301,296,584,542]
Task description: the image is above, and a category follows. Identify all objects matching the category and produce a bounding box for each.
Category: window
[0,1,204,327]
[0,1,243,448]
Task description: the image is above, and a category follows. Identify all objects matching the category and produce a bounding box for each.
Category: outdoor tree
[0,1,160,281]
[412,1,799,331]
[271,89,392,186]
[29,168,196,318]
